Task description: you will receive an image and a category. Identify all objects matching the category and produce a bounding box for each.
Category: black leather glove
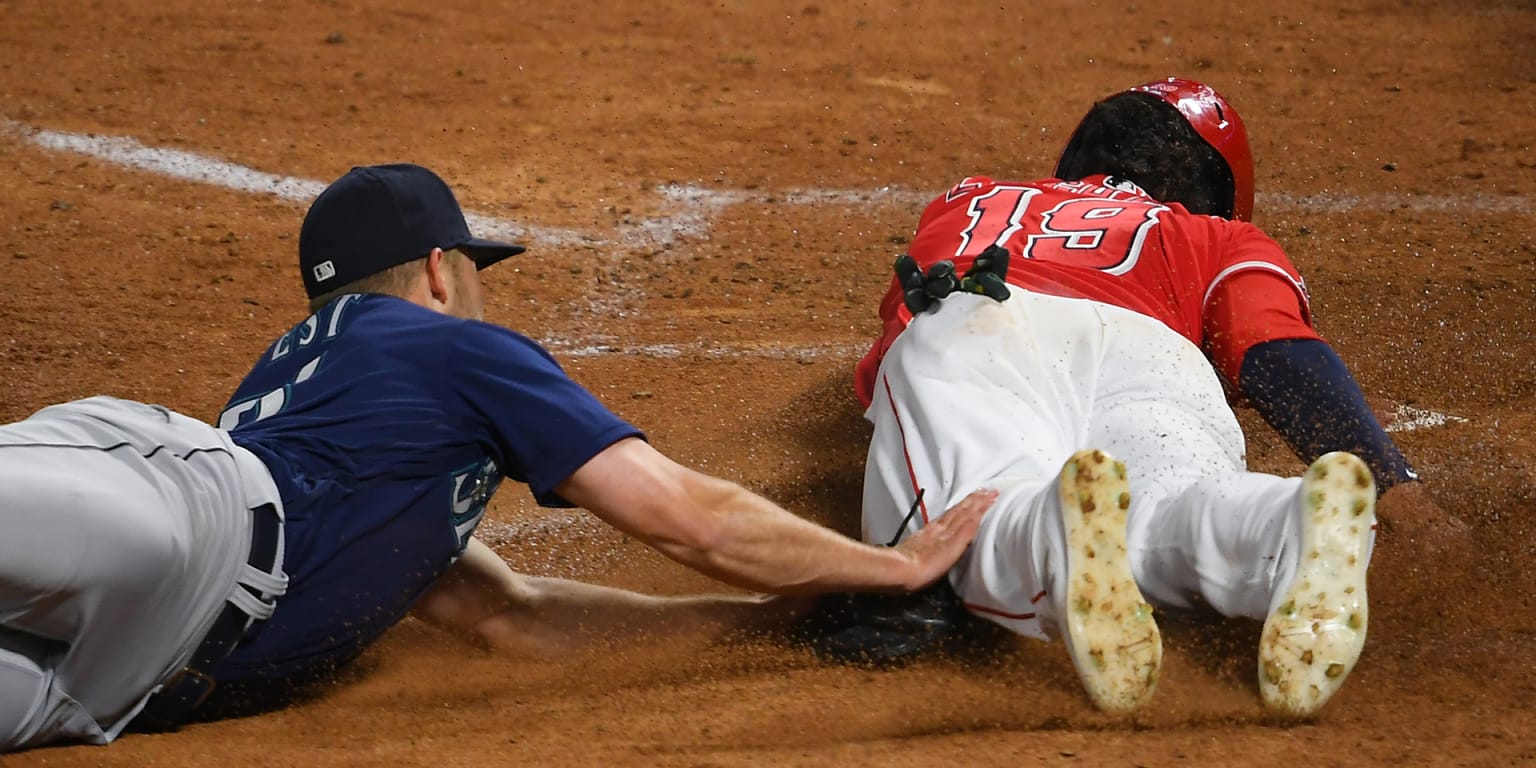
[896,254,959,314]
[895,247,1011,315]
[792,578,972,667]
[959,244,1011,301]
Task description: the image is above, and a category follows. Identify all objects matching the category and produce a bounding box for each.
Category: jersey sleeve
[1199,223,1322,385]
[449,322,644,507]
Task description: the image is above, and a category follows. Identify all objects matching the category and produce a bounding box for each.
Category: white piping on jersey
[1200,260,1311,319]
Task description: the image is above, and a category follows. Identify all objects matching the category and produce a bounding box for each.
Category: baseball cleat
[1056,449,1162,715]
[1258,451,1376,717]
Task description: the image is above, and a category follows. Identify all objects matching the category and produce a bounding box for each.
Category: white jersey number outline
[956,186,1166,275]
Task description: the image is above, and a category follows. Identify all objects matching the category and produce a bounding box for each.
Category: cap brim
[460,238,527,270]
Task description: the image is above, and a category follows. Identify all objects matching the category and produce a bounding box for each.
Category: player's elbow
[468,581,573,657]
[645,504,733,566]
[627,468,728,541]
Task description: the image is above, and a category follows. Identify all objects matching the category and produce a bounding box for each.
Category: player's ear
[425,247,452,305]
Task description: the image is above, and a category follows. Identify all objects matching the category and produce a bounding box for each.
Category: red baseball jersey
[854,175,1322,407]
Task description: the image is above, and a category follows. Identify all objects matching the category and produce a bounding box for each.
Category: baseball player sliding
[0,164,994,752]
[852,78,1428,716]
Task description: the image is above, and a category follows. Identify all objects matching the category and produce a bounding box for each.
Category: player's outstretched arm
[555,437,995,595]
[1237,337,1417,493]
[411,537,803,656]
[1237,339,1466,544]
[1205,269,1416,493]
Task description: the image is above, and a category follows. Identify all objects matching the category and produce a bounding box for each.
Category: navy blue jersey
[211,294,642,682]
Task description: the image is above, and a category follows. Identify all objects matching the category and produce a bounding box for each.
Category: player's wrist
[846,545,926,594]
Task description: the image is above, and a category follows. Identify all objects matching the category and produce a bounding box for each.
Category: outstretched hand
[789,489,996,665]
[889,488,996,592]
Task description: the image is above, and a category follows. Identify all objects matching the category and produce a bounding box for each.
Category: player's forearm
[554,438,980,597]
[477,578,801,657]
[413,538,807,656]
[650,476,926,595]
[1238,338,1418,494]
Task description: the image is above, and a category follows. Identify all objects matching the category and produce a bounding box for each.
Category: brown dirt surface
[3,1,1535,766]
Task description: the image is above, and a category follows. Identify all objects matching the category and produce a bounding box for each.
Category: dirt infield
[2,1,1534,765]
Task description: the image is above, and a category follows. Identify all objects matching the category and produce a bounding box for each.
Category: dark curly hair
[1054,92,1237,219]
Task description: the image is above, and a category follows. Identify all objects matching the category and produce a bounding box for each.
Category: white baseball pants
[0,397,282,750]
[862,289,1309,639]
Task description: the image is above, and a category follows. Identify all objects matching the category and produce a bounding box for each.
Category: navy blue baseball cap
[299,163,526,298]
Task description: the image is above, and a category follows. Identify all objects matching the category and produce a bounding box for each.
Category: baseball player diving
[0,163,995,752]
[846,78,1440,717]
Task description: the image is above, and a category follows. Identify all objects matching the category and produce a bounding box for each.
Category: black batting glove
[894,254,961,314]
[959,244,1011,302]
[896,248,1011,314]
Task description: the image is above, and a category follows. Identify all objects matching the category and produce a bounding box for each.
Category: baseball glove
[791,578,973,667]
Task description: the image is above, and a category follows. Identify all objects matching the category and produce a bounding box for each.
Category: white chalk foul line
[11,124,330,203]
[7,121,1530,250]
[1385,404,1468,433]
[545,338,1468,432]
[5,122,1478,432]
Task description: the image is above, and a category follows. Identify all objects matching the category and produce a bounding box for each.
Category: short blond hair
[307,257,423,313]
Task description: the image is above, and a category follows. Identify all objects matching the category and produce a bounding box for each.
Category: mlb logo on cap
[313,260,337,283]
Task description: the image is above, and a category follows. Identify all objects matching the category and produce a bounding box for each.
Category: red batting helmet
[1055,77,1255,221]
[1128,77,1254,221]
